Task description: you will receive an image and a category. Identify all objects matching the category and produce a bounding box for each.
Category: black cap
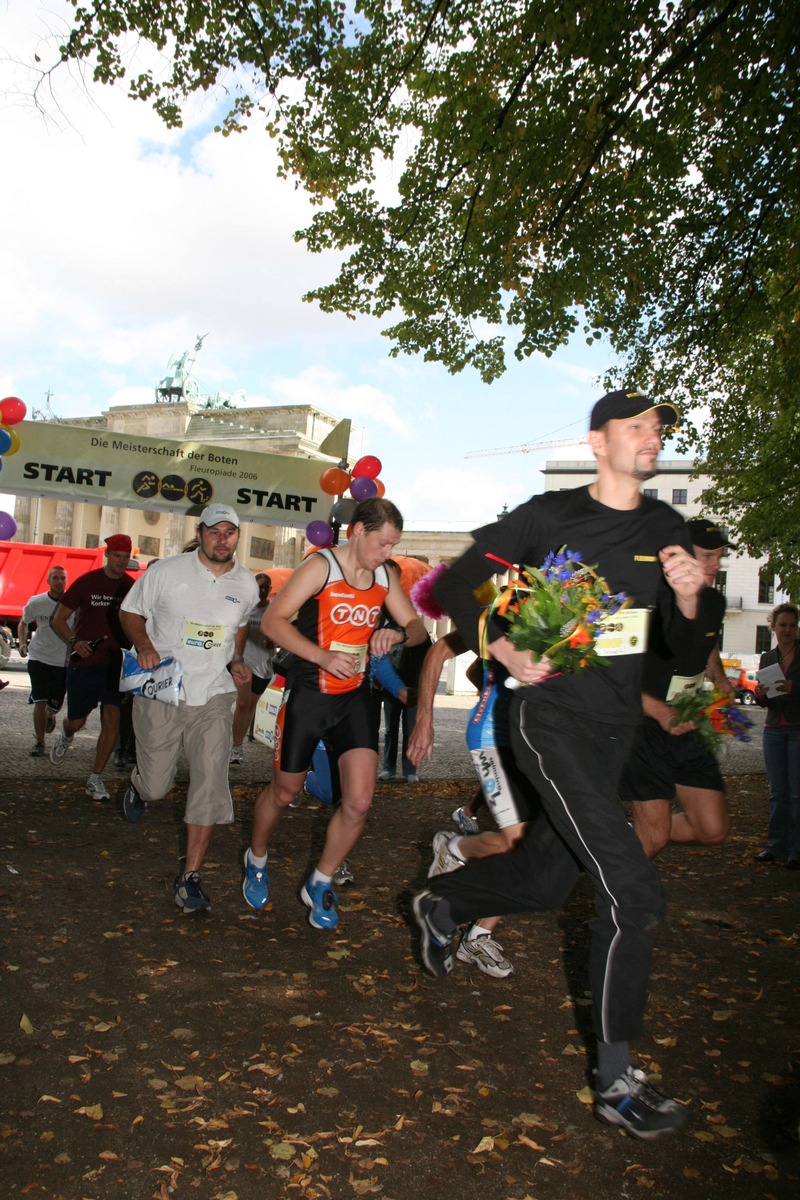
[686,519,735,551]
[589,388,679,431]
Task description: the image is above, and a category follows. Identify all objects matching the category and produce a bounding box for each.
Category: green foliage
[46,1,800,587]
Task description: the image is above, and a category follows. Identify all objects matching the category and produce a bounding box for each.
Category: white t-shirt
[243,602,274,680]
[121,550,259,706]
[22,591,70,666]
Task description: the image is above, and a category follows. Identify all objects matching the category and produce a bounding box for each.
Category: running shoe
[300,876,339,930]
[406,774,420,783]
[242,850,270,910]
[229,744,244,766]
[46,712,56,734]
[49,730,73,765]
[174,871,211,913]
[85,774,110,801]
[333,859,354,886]
[377,769,395,782]
[428,831,465,878]
[412,889,457,977]
[456,932,514,978]
[595,1067,690,1140]
[452,805,480,835]
[29,741,45,757]
[122,782,146,823]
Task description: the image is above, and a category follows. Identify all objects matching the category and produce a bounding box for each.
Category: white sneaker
[428,831,465,878]
[229,744,244,765]
[377,769,394,782]
[50,730,73,765]
[456,932,514,978]
[85,774,110,801]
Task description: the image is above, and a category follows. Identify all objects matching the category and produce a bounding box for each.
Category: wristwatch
[69,636,78,647]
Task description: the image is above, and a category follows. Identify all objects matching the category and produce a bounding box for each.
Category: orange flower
[568,625,592,648]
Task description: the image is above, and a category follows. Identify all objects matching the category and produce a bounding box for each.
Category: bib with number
[182,621,226,652]
[593,608,650,657]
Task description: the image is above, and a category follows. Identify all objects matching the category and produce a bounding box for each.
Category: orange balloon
[374,478,385,498]
[346,523,354,540]
[319,467,351,495]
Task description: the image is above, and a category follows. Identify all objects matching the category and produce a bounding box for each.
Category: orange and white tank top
[295,548,390,694]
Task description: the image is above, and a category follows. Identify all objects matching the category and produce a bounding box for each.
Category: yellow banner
[0,420,346,529]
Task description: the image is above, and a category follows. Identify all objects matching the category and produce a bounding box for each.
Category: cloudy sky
[0,0,628,532]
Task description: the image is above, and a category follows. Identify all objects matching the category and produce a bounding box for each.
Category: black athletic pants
[433,696,665,1044]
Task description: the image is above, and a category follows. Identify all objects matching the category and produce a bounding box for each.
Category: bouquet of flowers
[668,686,753,753]
[485,547,629,673]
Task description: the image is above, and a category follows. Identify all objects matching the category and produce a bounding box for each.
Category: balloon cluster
[305,455,384,548]
[0,396,26,541]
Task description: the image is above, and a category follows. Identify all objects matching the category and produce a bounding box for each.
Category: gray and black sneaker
[50,729,74,765]
[412,890,457,977]
[174,871,211,913]
[452,806,480,835]
[333,859,355,886]
[30,741,45,757]
[122,782,146,823]
[595,1067,690,1140]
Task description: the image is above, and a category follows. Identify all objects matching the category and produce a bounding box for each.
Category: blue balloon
[0,428,12,455]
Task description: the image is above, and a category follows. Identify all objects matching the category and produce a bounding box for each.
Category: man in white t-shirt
[229,572,275,765]
[120,504,258,912]
[18,566,70,756]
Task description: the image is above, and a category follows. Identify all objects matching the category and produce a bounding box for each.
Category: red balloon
[352,455,382,479]
[0,397,27,426]
[319,467,351,495]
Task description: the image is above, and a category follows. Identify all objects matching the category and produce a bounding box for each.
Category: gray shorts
[131,691,236,826]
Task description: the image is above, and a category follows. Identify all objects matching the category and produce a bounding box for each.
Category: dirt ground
[1,772,798,1200]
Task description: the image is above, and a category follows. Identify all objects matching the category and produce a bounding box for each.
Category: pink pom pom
[411,562,450,620]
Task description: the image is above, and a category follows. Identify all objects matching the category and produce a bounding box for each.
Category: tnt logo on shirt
[182,621,225,652]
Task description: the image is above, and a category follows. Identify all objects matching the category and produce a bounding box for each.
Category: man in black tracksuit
[413,389,707,1141]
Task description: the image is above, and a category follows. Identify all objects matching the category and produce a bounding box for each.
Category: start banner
[0,420,348,529]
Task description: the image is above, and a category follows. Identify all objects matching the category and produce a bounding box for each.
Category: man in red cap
[50,533,136,800]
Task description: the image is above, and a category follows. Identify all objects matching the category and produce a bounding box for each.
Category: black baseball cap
[589,388,679,431]
[686,519,735,551]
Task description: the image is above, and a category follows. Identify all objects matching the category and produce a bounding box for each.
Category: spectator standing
[119,504,258,912]
[18,565,70,756]
[753,603,800,869]
[230,572,275,765]
[376,631,430,783]
[50,535,135,800]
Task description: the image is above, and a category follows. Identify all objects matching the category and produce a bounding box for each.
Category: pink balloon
[352,455,382,479]
[305,520,333,547]
[350,476,378,501]
[0,397,27,426]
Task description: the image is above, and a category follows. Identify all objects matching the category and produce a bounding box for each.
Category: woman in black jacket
[753,603,800,869]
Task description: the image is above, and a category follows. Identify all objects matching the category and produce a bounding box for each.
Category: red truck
[0,541,141,642]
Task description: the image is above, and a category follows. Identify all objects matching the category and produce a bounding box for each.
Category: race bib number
[594,608,650,657]
[330,640,367,672]
[182,621,226,652]
[665,672,705,701]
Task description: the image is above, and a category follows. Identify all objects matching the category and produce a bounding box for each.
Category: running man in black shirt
[413,389,706,1141]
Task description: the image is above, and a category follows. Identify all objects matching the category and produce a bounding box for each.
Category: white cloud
[270,367,410,437]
